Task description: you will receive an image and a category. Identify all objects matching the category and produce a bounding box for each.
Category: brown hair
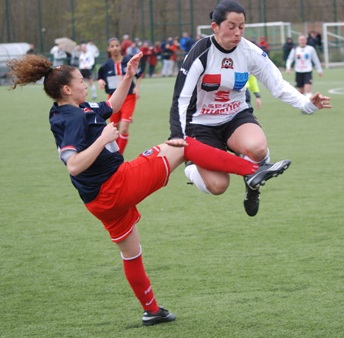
[7,54,76,101]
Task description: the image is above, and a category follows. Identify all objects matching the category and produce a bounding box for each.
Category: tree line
[1,0,343,53]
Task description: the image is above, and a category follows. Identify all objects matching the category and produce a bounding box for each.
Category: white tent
[0,42,31,76]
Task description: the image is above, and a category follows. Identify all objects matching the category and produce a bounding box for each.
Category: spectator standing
[161,43,175,77]
[169,38,180,75]
[307,31,322,53]
[257,36,270,55]
[121,34,132,56]
[283,37,295,62]
[50,44,67,67]
[147,42,161,78]
[179,32,195,55]
[70,44,81,67]
[139,41,151,76]
[126,41,141,58]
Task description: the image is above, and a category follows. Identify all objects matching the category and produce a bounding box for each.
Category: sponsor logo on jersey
[201,74,221,91]
[233,72,249,91]
[215,91,230,102]
[180,67,188,76]
[200,101,241,115]
[142,148,154,156]
[221,57,234,69]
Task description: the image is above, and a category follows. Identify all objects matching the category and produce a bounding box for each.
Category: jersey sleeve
[247,75,260,95]
[53,112,88,163]
[84,101,113,120]
[250,49,318,114]
[169,38,209,139]
[286,48,295,70]
[311,47,323,73]
[97,62,106,80]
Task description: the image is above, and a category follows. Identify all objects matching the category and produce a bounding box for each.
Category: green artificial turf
[1,69,343,337]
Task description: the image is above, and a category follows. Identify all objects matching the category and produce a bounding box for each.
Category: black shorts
[295,72,313,88]
[80,69,93,79]
[186,108,261,151]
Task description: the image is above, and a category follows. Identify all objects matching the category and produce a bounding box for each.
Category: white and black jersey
[286,45,322,73]
[169,36,317,139]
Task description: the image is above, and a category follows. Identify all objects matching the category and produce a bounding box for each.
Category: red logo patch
[215,91,230,102]
[202,74,221,91]
[221,57,233,69]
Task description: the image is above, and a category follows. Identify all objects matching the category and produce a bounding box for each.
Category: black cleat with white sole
[244,181,261,217]
[245,160,291,190]
[142,306,176,326]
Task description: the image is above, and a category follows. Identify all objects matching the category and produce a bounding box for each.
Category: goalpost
[322,22,344,68]
[197,21,292,46]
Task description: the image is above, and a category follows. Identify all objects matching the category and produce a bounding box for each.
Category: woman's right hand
[101,122,119,144]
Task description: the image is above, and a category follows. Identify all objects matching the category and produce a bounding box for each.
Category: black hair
[209,0,246,24]
[107,37,119,45]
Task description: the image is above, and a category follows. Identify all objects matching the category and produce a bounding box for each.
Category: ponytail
[7,54,52,89]
[7,54,76,101]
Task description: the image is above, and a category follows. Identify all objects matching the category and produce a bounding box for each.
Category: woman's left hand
[165,138,188,147]
[311,92,332,109]
[126,52,143,77]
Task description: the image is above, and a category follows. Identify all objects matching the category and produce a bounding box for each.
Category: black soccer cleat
[142,306,176,326]
[245,160,291,190]
[244,180,261,217]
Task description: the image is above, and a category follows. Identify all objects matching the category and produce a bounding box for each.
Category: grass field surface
[1,68,344,337]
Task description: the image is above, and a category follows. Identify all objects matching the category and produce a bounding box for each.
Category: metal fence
[1,0,343,53]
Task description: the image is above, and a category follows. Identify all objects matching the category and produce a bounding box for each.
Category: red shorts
[110,93,136,124]
[85,147,170,243]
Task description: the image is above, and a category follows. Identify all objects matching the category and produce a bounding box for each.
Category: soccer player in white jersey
[286,35,323,99]
[169,0,331,217]
[79,43,97,99]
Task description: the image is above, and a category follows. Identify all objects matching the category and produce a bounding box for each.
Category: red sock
[184,136,257,176]
[122,253,159,313]
[117,133,129,154]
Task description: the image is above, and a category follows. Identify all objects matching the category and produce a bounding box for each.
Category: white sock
[243,148,270,165]
[184,164,212,194]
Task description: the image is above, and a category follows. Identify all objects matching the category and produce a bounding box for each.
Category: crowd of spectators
[119,32,200,78]
[49,28,325,80]
[47,32,203,79]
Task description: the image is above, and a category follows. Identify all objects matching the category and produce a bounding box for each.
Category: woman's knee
[203,174,230,195]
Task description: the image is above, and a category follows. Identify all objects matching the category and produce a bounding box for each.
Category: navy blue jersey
[97,55,143,95]
[49,101,124,203]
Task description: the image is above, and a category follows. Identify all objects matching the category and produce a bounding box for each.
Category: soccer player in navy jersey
[98,37,143,154]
